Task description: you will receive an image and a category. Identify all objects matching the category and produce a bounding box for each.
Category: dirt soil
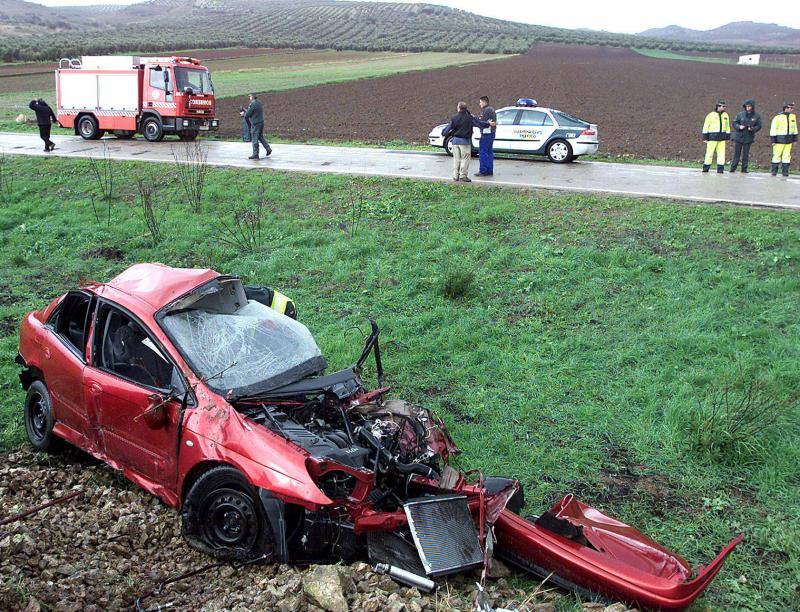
[0,446,604,612]
[218,43,800,167]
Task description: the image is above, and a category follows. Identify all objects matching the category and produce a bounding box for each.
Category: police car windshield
[160,280,325,397]
[175,68,213,94]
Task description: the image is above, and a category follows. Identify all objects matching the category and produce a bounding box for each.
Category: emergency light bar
[517,98,537,107]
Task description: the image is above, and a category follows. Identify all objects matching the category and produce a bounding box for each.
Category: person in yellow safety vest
[701,100,731,173]
[769,101,797,177]
[243,285,297,319]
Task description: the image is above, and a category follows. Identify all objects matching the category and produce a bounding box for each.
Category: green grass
[206,50,504,99]
[1,155,799,609]
[632,48,737,65]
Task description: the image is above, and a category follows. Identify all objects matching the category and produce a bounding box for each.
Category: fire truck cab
[56,55,219,142]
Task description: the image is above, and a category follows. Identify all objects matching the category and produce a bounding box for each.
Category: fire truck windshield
[175,67,213,94]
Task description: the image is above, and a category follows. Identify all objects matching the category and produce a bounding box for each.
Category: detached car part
[16,263,742,610]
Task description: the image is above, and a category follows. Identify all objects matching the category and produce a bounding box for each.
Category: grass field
[0,154,798,609]
[0,49,502,132]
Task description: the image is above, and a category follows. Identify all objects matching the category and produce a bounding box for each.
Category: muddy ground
[0,446,638,612]
[218,43,800,167]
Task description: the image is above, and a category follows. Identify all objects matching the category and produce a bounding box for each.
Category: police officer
[730,99,761,173]
[240,93,272,160]
[701,100,730,173]
[28,98,57,152]
[474,95,497,177]
[769,102,797,177]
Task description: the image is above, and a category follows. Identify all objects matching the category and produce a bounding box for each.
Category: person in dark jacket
[441,102,490,182]
[28,98,56,152]
[730,99,761,173]
[240,93,271,160]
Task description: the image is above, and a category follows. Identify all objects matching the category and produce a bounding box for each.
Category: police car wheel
[547,139,573,163]
[444,137,454,157]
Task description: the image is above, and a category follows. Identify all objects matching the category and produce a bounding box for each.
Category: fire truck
[55,55,219,142]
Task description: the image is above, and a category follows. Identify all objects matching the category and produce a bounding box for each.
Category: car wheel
[546,139,573,163]
[178,130,199,141]
[77,115,101,140]
[142,117,164,142]
[182,465,272,559]
[24,381,61,452]
[444,137,454,157]
[114,131,135,140]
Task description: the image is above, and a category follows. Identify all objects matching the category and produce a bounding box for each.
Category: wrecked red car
[16,264,742,610]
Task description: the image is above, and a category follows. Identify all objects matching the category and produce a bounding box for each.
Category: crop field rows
[215,43,800,165]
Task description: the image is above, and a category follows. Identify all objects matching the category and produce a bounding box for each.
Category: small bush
[88,142,114,202]
[439,267,475,300]
[687,382,796,463]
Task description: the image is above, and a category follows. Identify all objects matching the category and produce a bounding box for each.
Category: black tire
[24,381,61,452]
[546,139,573,163]
[77,115,101,140]
[142,117,164,142]
[444,136,454,157]
[114,131,135,140]
[178,130,199,141]
[182,466,272,559]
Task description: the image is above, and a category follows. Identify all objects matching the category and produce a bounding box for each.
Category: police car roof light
[517,98,537,107]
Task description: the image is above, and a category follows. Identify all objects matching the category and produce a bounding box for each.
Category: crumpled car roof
[91,263,220,314]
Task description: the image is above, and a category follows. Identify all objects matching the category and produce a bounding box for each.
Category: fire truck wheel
[178,130,199,141]
[142,117,164,142]
[77,115,101,140]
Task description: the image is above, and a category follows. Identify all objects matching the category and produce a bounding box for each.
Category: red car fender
[178,409,334,509]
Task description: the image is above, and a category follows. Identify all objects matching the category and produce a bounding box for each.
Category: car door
[42,291,98,449]
[510,109,556,153]
[84,301,184,486]
[489,108,520,153]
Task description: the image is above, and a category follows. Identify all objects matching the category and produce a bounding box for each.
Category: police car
[428,98,599,163]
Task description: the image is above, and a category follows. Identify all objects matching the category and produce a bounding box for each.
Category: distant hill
[640,21,800,49]
[1,0,799,62]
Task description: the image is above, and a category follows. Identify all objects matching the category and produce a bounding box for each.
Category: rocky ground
[0,446,636,611]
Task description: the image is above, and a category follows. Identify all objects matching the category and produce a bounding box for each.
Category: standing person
[441,102,490,182]
[730,99,761,173]
[701,100,730,173]
[475,95,497,177]
[28,98,56,152]
[769,102,797,177]
[240,93,271,160]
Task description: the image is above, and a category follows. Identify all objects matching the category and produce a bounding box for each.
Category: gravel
[0,446,636,611]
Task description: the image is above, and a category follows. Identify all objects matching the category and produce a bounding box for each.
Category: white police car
[428,98,599,163]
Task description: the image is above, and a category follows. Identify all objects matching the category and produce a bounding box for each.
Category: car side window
[554,111,588,128]
[52,292,93,357]
[496,109,517,126]
[149,68,166,90]
[518,110,549,126]
[95,304,175,390]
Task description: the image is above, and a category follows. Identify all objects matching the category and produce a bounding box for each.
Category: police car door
[487,108,521,153]
[512,109,556,153]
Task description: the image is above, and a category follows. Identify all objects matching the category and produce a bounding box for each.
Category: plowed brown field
[218,44,800,166]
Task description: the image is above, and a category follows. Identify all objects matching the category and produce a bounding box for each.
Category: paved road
[2,132,799,210]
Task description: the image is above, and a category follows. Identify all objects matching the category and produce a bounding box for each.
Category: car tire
[546,139,573,163]
[182,465,272,560]
[178,130,199,141]
[77,115,101,141]
[142,117,164,142]
[114,131,135,140]
[24,381,61,452]
[444,137,454,157]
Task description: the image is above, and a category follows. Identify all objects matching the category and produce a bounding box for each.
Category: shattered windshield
[160,281,325,396]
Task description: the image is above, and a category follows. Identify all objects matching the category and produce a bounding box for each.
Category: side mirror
[137,393,170,429]
[184,86,194,95]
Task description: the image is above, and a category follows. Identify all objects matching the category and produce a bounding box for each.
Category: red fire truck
[55,55,219,142]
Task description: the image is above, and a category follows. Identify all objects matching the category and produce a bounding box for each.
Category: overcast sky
[33,0,800,34]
